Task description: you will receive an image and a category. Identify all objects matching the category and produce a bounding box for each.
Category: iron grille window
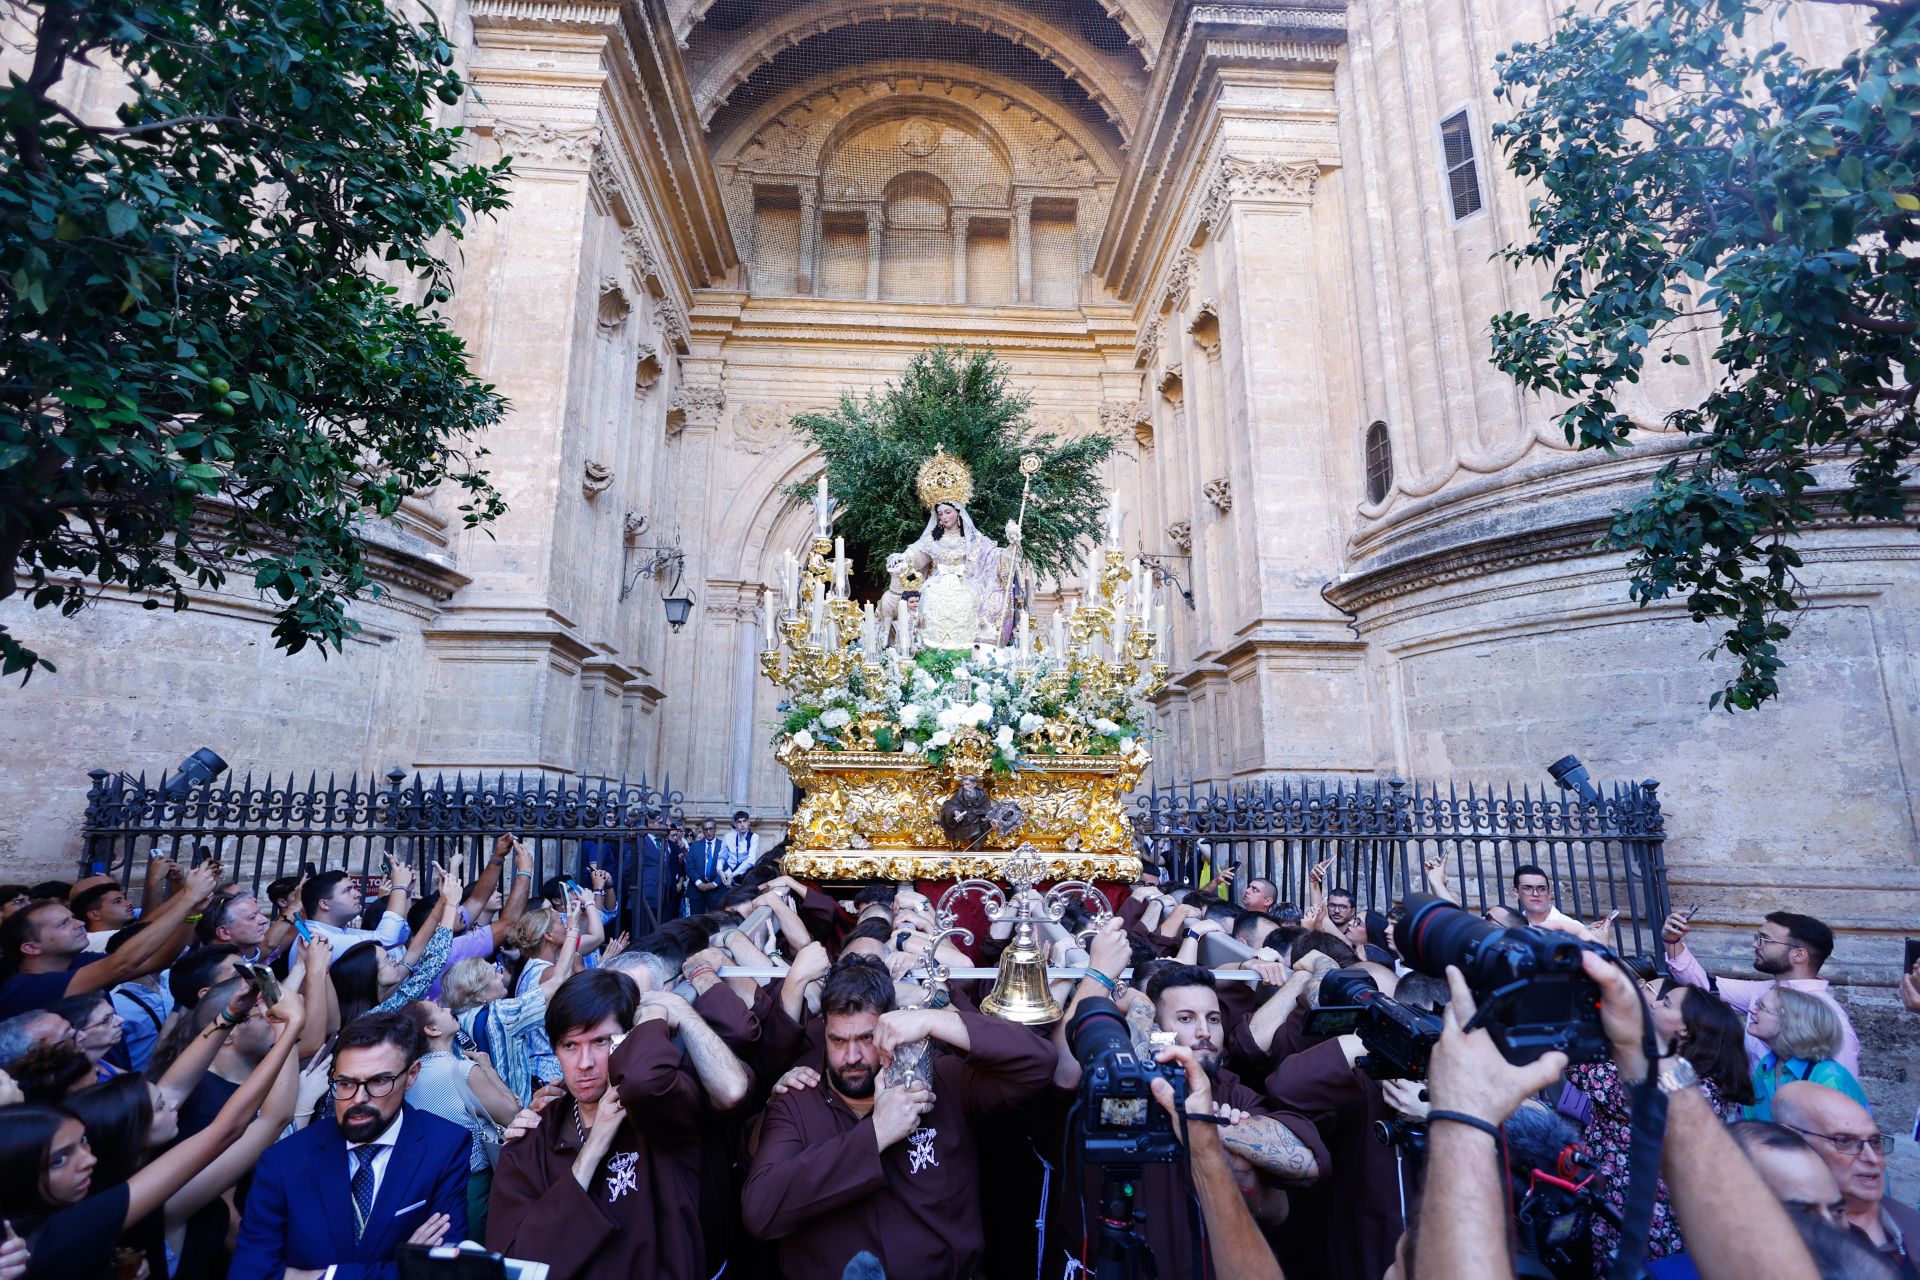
[1364,420,1393,504]
[1440,111,1482,220]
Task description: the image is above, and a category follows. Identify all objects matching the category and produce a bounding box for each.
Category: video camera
[1303,967,1445,1080]
[1394,893,1611,1066]
[1065,995,1188,1166]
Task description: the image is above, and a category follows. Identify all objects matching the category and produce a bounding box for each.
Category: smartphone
[240,962,284,1007]
[1683,902,1702,921]
[291,916,314,945]
[299,861,318,880]
[1905,937,1920,975]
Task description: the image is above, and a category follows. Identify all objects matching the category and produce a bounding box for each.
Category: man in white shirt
[300,865,413,957]
[718,810,760,886]
[1512,864,1585,933]
[71,880,136,952]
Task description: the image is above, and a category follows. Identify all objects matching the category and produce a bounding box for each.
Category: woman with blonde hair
[1746,983,1871,1120]
[444,898,585,1103]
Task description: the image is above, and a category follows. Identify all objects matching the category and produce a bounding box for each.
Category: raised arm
[166,1042,299,1224]
[488,839,535,946]
[1149,1045,1283,1280]
[638,990,751,1112]
[71,862,220,992]
[462,837,511,931]
[538,901,587,1000]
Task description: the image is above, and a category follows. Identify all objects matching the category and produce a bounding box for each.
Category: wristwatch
[1657,1057,1700,1094]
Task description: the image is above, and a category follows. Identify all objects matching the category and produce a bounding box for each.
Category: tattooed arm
[1219,1115,1320,1182]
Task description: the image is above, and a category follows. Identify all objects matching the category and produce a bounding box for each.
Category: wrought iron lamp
[1137,551,1195,610]
[619,515,694,630]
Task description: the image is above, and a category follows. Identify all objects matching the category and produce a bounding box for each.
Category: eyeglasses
[330,1073,403,1099]
[1753,932,1797,950]
[1782,1125,1895,1158]
[1516,884,1551,895]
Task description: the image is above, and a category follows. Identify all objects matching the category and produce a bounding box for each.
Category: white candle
[1106,499,1122,548]
[833,537,846,595]
[763,589,775,649]
[1154,602,1168,653]
[1017,611,1031,662]
[810,593,825,640]
[815,474,830,535]
[1052,611,1066,658]
[1138,562,1153,621]
[782,551,797,614]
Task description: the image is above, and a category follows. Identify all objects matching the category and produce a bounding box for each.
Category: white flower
[1018,712,1043,735]
[901,740,920,755]
[1092,717,1121,736]
[936,705,964,731]
[1117,736,1135,755]
[995,725,1015,749]
[791,730,816,750]
[899,704,924,728]
[928,730,952,748]
[964,700,994,727]
[820,707,851,729]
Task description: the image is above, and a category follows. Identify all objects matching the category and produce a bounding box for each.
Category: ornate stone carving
[1189,299,1221,358]
[582,459,615,497]
[634,344,663,391]
[1203,478,1232,514]
[1160,250,1197,313]
[1097,399,1149,439]
[897,117,941,157]
[735,402,792,455]
[1133,315,1164,369]
[1030,133,1092,184]
[1167,520,1192,553]
[657,301,689,354]
[667,384,725,437]
[623,511,649,540]
[596,277,632,332]
[743,117,814,170]
[493,120,600,170]
[1192,155,1322,244]
[1158,364,1185,405]
[622,228,666,299]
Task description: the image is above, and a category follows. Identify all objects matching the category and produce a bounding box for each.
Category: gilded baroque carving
[582,459,615,497]
[1203,478,1232,514]
[1167,520,1192,553]
[492,120,601,170]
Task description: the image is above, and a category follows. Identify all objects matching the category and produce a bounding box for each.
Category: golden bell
[980,917,1061,1025]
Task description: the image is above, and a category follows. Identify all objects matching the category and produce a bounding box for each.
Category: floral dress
[1566,1060,1740,1268]
[911,533,989,649]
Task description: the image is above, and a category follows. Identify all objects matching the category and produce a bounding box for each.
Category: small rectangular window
[1440,111,1483,221]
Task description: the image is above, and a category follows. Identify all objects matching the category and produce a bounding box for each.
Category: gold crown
[899,568,925,591]
[916,446,974,509]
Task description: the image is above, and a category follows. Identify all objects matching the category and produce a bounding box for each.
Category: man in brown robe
[487,968,751,1280]
[741,956,1055,1279]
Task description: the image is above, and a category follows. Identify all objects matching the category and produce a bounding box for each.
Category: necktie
[350,1146,379,1240]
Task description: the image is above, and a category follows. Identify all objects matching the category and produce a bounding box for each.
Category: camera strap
[1604,1073,1669,1280]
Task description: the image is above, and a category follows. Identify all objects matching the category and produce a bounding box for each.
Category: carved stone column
[1012,194,1034,304]
[865,204,883,301]
[796,187,819,295]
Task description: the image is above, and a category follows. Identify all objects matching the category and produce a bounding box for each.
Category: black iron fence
[81,767,685,935]
[1131,775,1672,962]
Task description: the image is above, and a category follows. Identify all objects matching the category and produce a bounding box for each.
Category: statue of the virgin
[885,448,1022,651]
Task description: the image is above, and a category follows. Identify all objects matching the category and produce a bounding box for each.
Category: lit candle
[1106,499,1122,548]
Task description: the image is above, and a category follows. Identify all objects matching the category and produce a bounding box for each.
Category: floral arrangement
[775,647,1155,773]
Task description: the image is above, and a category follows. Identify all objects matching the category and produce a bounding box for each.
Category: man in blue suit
[231,1009,471,1280]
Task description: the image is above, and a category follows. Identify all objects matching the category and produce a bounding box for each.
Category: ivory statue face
[936,503,960,530]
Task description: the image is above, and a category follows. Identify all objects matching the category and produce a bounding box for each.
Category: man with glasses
[1663,906,1860,1072]
[1730,1119,1850,1226]
[1510,864,1584,932]
[1773,1082,1919,1278]
[232,1009,470,1280]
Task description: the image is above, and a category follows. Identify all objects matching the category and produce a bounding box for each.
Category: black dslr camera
[1303,967,1445,1080]
[1394,893,1612,1066]
[1065,995,1188,1165]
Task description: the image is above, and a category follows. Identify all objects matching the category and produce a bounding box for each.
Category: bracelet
[685,965,717,983]
[512,870,534,881]
[1083,968,1120,995]
[1429,1110,1504,1142]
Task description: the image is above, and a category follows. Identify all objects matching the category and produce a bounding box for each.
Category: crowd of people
[0,835,1913,1280]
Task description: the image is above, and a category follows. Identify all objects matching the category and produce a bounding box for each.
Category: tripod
[1091,1165,1159,1280]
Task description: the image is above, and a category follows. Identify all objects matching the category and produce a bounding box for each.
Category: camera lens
[1320,966,1381,1007]
[1066,996,1137,1067]
[1395,892,1504,979]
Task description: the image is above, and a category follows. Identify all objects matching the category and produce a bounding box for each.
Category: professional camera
[1394,893,1611,1066]
[1302,967,1445,1080]
[1065,995,1187,1166]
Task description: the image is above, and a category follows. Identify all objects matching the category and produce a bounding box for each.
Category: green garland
[784,346,1119,588]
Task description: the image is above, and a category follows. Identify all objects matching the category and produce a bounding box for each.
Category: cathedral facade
[3,0,1916,976]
